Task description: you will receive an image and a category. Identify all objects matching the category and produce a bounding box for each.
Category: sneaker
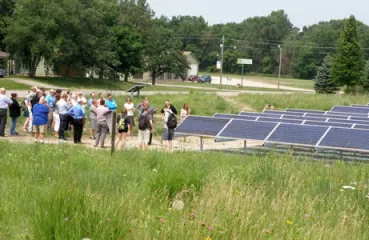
[90,136,94,140]
[34,139,38,143]
[59,139,65,143]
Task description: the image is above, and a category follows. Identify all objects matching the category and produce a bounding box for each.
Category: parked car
[188,75,198,82]
[198,75,212,83]
[0,67,7,78]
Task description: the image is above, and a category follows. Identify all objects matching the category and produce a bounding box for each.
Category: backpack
[138,113,149,130]
[167,112,177,129]
[118,114,126,130]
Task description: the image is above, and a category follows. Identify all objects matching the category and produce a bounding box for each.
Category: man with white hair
[0,88,13,137]
[77,92,87,106]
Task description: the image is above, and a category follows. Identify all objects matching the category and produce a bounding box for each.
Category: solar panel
[354,124,369,130]
[263,110,304,116]
[305,113,349,120]
[257,117,303,124]
[176,116,230,137]
[239,112,283,118]
[331,106,369,114]
[326,111,368,116]
[351,104,369,108]
[213,113,257,121]
[326,118,369,125]
[349,116,369,121]
[265,123,329,146]
[318,128,369,151]
[303,120,353,128]
[285,108,326,114]
[282,115,328,122]
[217,119,278,141]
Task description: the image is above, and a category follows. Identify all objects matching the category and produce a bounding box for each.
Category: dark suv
[0,67,7,78]
[198,75,212,83]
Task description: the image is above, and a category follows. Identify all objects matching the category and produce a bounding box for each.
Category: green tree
[360,61,369,92]
[332,15,364,91]
[314,55,339,94]
[0,0,15,50]
[293,47,317,79]
[144,23,189,85]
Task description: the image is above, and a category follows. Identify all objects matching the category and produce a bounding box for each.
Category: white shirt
[124,102,135,116]
[0,93,12,109]
[57,99,71,115]
[180,108,190,123]
[77,96,87,104]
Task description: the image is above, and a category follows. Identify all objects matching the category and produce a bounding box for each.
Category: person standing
[26,87,37,132]
[135,97,148,113]
[68,99,85,144]
[95,99,111,148]
[146,100,157,145]
[124,97,135,135]
[106,93,117,132]
[89,100,98,139]
[9,93,21,136]
[161,99,177,115]
[88,92,96,108]
[180,103,190,123]
[115,108,128,149]
[32,97,50,143]
[0,88,13,137]
[138,106,154,151]
[53,95,61,138]
[45,89,56,129]
[57,94,71,142]
[162,104,176,151]
[22,92,31,132]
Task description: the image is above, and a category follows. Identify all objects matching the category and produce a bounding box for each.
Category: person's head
[126,97,131,103]
[61,93,68,100]
[50,89,56,96]
[71,93,77,100]
[183,103,189,110]
[39,97,46,104]
[107,93,112,100]
[90,92,96,98]
[92,99,97,107]
[55,95,61,102]
[31,86,37,93]
[142,97,148,102]
[163,103,170,110]
[78,92,83,97]
[37,91,43,97]
[121,108,127,114]
[0,88,5,94]
[100,99,105,106]
[144,100,149,107]
[99,93,103,99]
[165,99,170,105]
[270,105,275,110]
[11,93,17,99]
[56,89,62,95]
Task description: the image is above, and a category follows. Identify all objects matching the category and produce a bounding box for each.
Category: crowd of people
[0,87,191,151]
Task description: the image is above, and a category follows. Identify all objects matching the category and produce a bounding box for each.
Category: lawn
[0,79,32,90]
[1,141,369,239]
[234,93,369,112]
[199,71,315,90]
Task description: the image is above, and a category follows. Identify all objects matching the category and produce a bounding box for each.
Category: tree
[332,15,364,91]
[293,47,317,79]
[360,61,369,92]
[144,24,189,85]
[0,0,15,50]
[314,55,339,94]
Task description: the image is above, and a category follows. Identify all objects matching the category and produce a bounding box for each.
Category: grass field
[0,79,32,90]
[1,141,369,239]
[199,71,315,90]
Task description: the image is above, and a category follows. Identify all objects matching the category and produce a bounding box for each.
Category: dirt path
[7,77,62,89]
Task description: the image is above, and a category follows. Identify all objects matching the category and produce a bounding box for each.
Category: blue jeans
[10,117,18,135]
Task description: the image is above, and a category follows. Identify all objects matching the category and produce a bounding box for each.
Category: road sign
[237,59,253,65]
[216,61,221,70]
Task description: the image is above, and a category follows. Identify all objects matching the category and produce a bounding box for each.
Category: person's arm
[68,106,74,116]
[81,107,86,118]
[6,97,12,105]
[149,118,154,132]
[171,105,177,114]
[135,103,142,112]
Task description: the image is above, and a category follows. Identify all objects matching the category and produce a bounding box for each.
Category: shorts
[24,108,30,118]
[138,129,150,144]
[118,128,128,133]
[126,116,135,126]
[34,124,47,133]
[162,128,175,141]
[48,111,53,120]
[90,117,97,130]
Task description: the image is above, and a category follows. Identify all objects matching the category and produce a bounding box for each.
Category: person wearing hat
[68,98,86,144]
[0,88,13,137]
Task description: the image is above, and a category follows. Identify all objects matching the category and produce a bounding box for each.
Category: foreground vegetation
[0,79,31,90]
[1,142,369,239]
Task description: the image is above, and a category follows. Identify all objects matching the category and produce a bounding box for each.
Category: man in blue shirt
[105,93,117,131]
[32,97,50,143]
[68,99,86,144]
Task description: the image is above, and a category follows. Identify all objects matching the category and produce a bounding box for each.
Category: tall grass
[235,94,369,112]
[1,142,369,239]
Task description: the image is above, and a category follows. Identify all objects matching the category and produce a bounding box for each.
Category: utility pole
[220,36,224,88]
[278,45,282,90]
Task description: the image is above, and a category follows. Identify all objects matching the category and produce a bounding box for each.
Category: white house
[184,51,200,77]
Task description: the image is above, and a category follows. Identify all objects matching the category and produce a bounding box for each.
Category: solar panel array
[177,103,369,153]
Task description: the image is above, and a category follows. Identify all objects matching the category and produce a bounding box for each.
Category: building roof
[183,51,200,64]
[0,51,9,58]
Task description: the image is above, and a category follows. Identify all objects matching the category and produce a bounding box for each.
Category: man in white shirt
[0,88,13,137]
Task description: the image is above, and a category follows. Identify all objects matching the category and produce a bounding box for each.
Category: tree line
[0,0,368,88]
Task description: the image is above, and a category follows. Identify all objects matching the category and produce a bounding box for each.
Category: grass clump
[1,142,369,239]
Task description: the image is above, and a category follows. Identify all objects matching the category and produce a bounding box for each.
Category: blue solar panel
[239,112,283,118]
[257,117,303,124]
[354,124,369,130]
[351,104,369,108]
[282,115,327,122]
[331,106,369,114]
[266,124,329,146]
[285,108,326,114]
[176,116,230,137]
[305,113,349,120]
[217,119,278,140]
[349,116,369,121]
[213,114,257,121]
[304,120,353,128]
[318,128,369,151]
[327,118,368,125]
[263,110,304,116]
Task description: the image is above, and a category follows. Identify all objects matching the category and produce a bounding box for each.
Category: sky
[148,0,369,29]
